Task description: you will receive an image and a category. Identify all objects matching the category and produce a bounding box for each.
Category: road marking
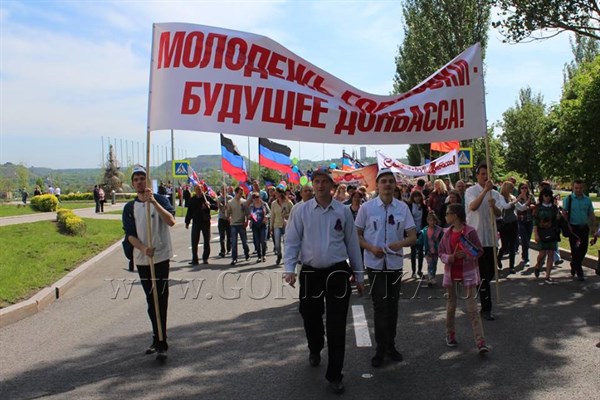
[351,305,372,347]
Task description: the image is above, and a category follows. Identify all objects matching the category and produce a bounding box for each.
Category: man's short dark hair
[573,179,584,185]
[417,179,425,187]
[347,185,356,191]
[476,163,487,175]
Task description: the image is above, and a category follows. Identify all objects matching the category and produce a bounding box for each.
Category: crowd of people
[122,163,598,394]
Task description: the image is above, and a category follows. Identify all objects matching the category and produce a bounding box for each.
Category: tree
[538,55,600,187]
[15,164,30,191]
[471,127,506,182]
[499,87,546,186]
[492,0,600,42]
[564,35,600,82]
[393,0,491,165]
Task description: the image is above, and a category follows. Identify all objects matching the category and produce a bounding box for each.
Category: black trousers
[367,268,402,353]
[569,225,589,278]
[218,218,231,254]
[191,221,211,262]
[299,262,351,382]
[137,260,170,348]
[478,247,495,313]
[498,221,518,269]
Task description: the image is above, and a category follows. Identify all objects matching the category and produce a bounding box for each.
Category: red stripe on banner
[222,158,248,182]
[259,154,292,174]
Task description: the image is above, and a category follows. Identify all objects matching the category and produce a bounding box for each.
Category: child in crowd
[408,190,427,279]
[533,188,574,284]
[417,213,444,287]
[439,203,489,355]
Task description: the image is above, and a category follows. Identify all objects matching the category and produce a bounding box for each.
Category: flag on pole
[259,138,292,174]
[342,151,365,171]
[459,234,480,257]
[431,141,460,152]
[288,166,304,184]
[221,134,248,182]
[188,164,200,187]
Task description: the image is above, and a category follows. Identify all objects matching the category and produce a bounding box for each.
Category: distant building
[360,146,367,160]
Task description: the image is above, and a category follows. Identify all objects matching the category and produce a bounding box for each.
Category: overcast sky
[0,1,573,170]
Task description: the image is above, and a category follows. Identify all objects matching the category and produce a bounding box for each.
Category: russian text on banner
[148,23,486,145]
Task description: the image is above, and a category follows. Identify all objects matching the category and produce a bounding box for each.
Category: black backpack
[122,201,135,260]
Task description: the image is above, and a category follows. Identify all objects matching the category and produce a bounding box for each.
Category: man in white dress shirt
[355,168,416,368]
[465,163,508,321]
[284,169,364,395]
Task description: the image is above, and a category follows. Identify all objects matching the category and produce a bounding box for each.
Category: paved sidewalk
[0,205,123,227]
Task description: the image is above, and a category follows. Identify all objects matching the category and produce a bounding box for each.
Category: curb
[528,241,599,269]
[0,240,122,329]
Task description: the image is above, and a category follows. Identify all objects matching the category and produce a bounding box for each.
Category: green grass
[0,218,123,307]
[105,210,124,215]
[559,235,599,257]
[0,204,39,217]
[56,201,97,210]
[0,202,98,217]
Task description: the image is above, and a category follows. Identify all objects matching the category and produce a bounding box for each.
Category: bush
[58,192,137,202]
[31,194,59,212]
[56,209,86,236]
[56,209,74,222]
[60,192,95,201]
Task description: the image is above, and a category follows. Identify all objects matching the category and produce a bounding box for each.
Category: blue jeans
[518,220,533,262]
[273,227,285,257]
[427,255,438,278]
[251,222,267,258]
[230,225,249,261]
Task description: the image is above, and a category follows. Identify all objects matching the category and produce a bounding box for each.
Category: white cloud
[0,1,578,168]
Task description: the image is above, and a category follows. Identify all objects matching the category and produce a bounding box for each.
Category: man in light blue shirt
[284,169,364,395]
[562,179,596,281]
[355,168,416,368]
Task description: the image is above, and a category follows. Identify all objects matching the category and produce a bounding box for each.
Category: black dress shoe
[481,311,495,321]
[327,379,344,394]
[371,352,384,368]
[309,352,320,367]
[189,260,199,266]
[387,348,403,362]
[202,260,208,264]
[230,259,237,265]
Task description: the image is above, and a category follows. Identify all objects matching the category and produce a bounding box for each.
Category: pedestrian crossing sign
[173,160,190,178]
[458,148,473,168]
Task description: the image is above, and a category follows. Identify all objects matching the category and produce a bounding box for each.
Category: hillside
[1,154,383,196]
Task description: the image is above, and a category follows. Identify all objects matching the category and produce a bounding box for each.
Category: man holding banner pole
[123,165,176,360]
[465,163,508,321]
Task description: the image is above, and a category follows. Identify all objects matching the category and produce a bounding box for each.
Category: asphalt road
[1,220,599,400]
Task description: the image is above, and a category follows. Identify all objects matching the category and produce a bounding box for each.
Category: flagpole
[478,44,500,305]
[144,23,164,345]
[247,136,251,181]
[171,129,176,216]
[257,139,261,183]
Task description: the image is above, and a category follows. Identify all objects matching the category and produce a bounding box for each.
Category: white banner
[149,23,486,145]
[376,150,459,176]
